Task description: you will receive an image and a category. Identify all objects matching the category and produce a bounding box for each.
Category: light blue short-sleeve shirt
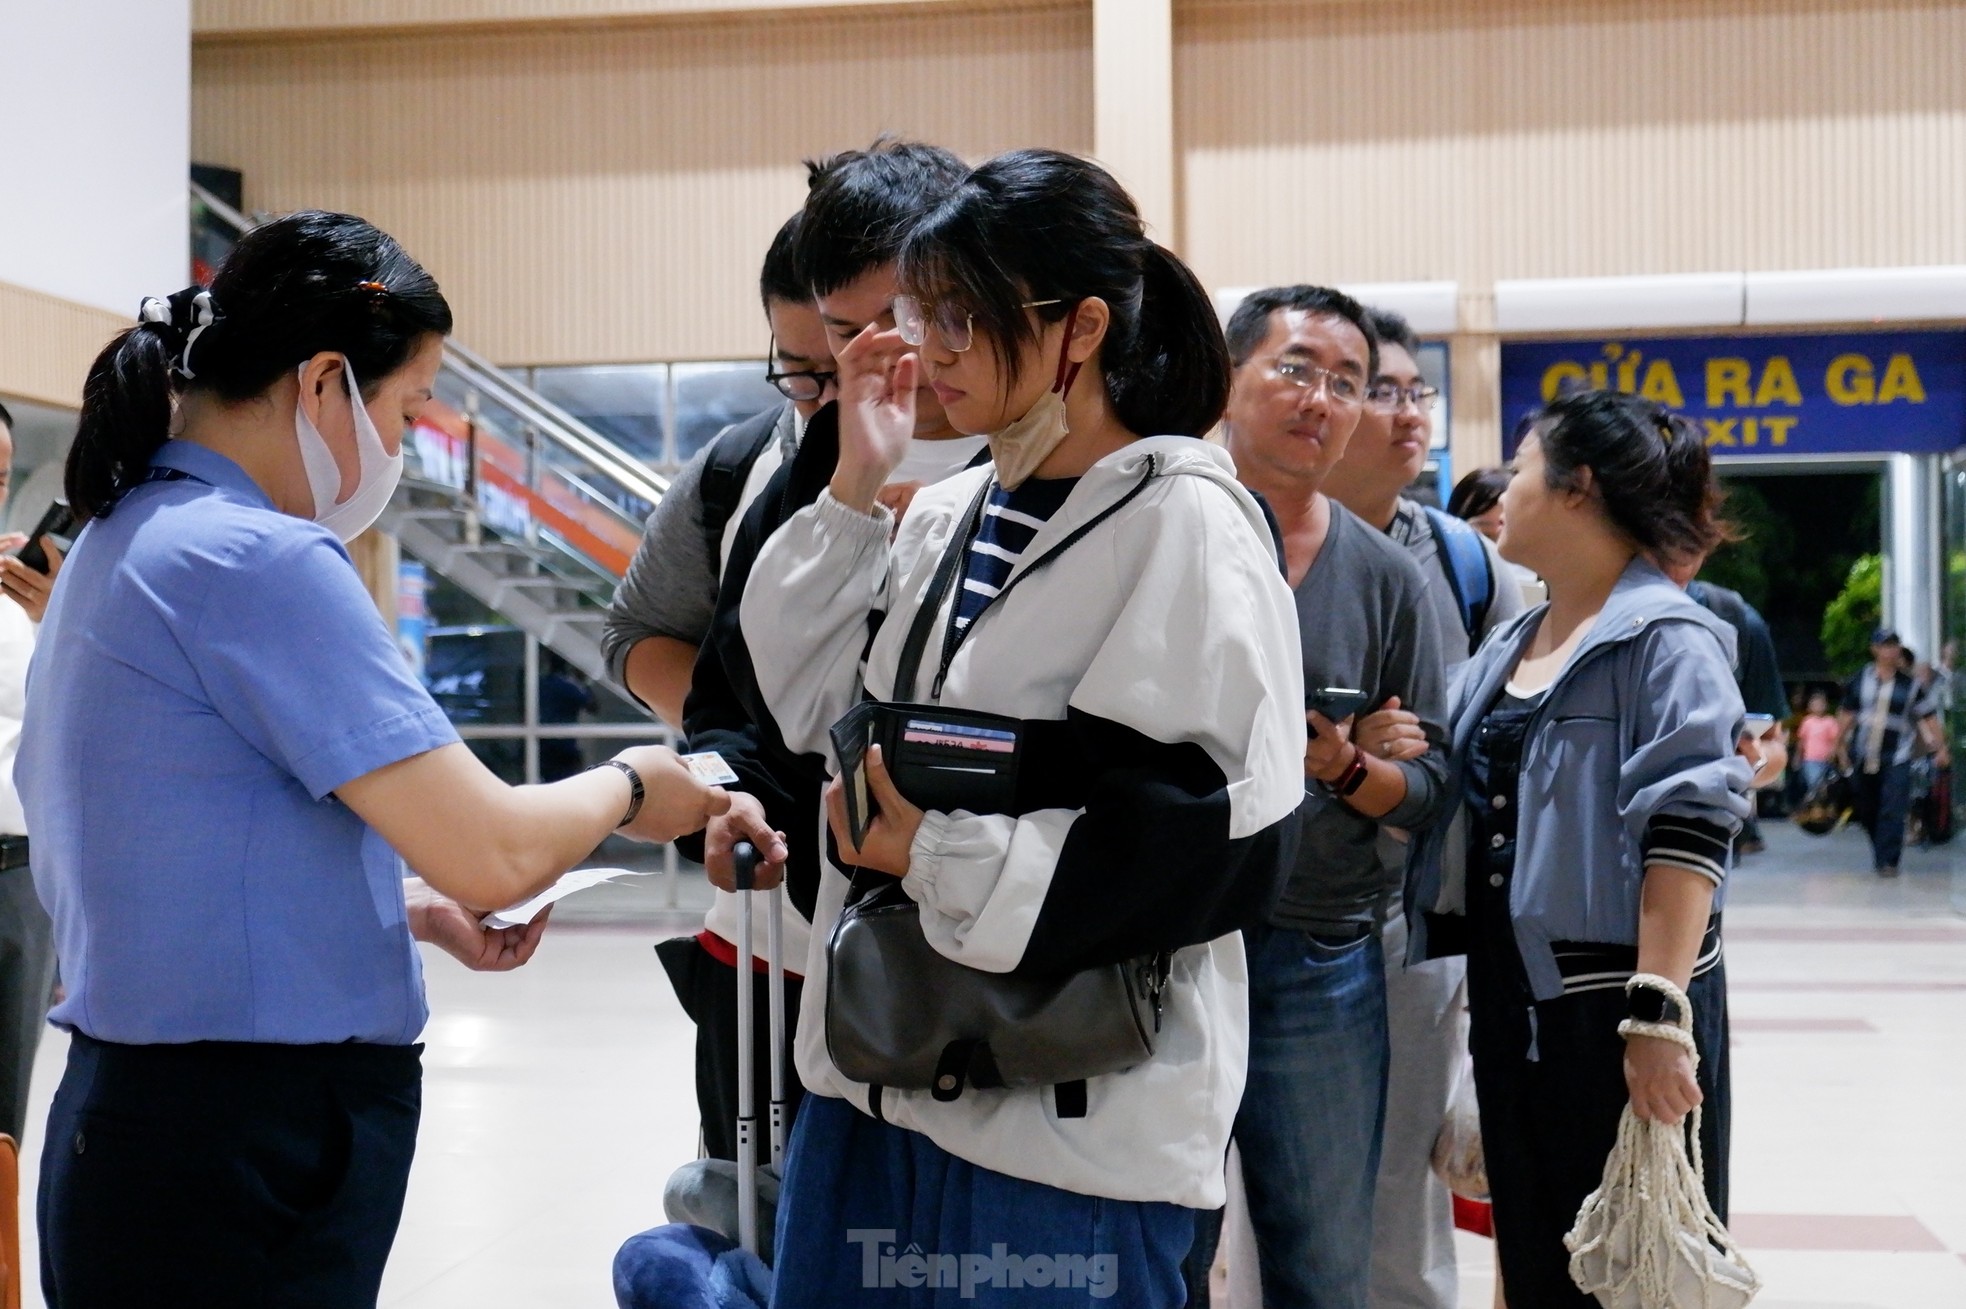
[19,441,460,1045]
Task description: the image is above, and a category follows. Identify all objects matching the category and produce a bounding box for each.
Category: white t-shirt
[0,598,33,836]
[889,435,989,487]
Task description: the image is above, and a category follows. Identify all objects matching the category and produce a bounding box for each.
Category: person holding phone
[21,212,776,1307]
[0,399,65,1148]
[1180,287,1449,1309]
[740,149,1305,1304]
[1403,391,1751,1306]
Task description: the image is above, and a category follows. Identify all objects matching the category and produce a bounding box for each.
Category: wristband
[1617,1018,1698,1061]
[595,759,645,828]
[1334,745,1371,798]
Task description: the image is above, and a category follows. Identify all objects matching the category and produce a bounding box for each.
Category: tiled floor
[11,821,1964,1307]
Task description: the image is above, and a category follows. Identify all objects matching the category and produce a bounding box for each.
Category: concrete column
[1092,0,1177,249]
[1884,453,1943,659]
[1448,289,1503,478]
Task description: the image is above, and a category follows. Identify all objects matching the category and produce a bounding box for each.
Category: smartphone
[1307,687,1373,723]
[15,500,76,574]
[1740,712,1777,742]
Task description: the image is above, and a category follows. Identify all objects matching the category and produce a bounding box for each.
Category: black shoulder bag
[823,467,1169,1112]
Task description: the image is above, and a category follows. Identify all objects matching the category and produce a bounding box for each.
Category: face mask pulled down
[293,359,403,542]
[989,310,1082,491]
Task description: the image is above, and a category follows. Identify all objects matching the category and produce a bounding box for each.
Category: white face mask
[988,308,1083,491]
[293,359,404,542]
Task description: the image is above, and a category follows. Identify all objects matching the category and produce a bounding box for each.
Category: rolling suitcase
[614,842,780,1307]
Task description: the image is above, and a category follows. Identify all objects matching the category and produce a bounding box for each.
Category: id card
[682,751,740,785]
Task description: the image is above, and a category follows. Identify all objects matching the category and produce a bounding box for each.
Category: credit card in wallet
[902,718,1017,753]
[682,751,740,785]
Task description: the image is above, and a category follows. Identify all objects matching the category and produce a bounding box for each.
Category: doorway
[1700,464,1884,687]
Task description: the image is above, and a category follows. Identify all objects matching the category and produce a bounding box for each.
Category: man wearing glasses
[599,206,837,1166]
[1325,308,1524,1309]
[1185,286,1449,1309]
[621,140,973,1176]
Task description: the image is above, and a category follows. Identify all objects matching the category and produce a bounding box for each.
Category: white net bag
[1563,975,1760,1309]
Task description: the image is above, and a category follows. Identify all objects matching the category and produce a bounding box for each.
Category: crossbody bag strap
[891,477,994,702]
[930,456,1161,700]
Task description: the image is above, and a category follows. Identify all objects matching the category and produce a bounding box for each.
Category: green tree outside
[1821,553,1883,676]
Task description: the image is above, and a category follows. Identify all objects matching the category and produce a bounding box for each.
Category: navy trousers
[1854,761,1913,869]
[40,1032,421,1308]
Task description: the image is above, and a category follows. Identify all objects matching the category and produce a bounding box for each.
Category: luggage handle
[730,841,785,1259]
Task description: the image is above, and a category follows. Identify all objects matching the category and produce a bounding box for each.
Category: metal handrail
[440,340,669,507]
[189,178,255,236]
[189,180,669,521]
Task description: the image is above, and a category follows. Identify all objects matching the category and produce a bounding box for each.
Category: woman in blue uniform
[21,211,783,1308]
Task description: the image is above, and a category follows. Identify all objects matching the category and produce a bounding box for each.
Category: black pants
[40,1032,421,1309]
[1853,761,1913,869]
[656,936,806,1161]
[1466,950,1731,1308]
[0,863,56,1141]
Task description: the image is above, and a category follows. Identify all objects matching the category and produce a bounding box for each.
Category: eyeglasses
[1271,358,1365,405]
[1365,382,1442,412]
[892,295,1064,354]
[765,340,836,402]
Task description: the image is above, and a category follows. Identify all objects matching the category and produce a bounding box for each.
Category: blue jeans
[1186,926,1390,1309]
[1798,760,1832,794]
[772,1093,1194,1307]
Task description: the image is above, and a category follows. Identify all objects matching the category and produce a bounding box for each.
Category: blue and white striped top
[953,477,1079,632]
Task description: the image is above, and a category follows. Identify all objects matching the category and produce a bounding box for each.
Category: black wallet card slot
[828,700,883,848]
[828,701,1028,846]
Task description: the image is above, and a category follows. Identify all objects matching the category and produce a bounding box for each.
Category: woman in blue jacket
[1404,390,1751,1306]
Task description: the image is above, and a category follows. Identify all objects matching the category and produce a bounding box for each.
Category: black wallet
[829,701,1025,848]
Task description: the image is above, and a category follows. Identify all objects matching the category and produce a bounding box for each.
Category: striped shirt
[1845,666,1937,771]
[952,477,1079,632]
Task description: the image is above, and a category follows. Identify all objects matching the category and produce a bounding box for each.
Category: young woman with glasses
[739,149,1307,1305]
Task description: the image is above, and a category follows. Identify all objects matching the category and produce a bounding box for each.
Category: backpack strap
[1423,505,1494,656]
[1248,489,1289,577]
[698,405,786,576]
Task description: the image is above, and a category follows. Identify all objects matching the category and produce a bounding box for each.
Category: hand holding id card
[829,701,1026,848]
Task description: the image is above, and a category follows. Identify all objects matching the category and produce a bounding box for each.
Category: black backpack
[696,405,786,577]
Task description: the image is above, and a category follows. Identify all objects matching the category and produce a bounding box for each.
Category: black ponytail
[69,210,452,520]
[1532,389,1732,565]
[1105,245,1230,437]
[898,149,1230,438]
[69,323,180,522]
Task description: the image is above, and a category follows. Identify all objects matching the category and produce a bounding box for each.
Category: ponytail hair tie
[1654,408,1676,447]
[135,286,224,380]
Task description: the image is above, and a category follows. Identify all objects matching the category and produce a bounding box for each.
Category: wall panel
[1179,0,1966,290]
[193,0,1026,38]
[0,282,126,410]
[193,6,1091,364]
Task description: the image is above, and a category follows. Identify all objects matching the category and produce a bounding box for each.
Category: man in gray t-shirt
[1183,287,1450,1309]
[1326,308,1524,1309]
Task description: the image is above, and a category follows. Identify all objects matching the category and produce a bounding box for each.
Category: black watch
[1627,987,1683,1026]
